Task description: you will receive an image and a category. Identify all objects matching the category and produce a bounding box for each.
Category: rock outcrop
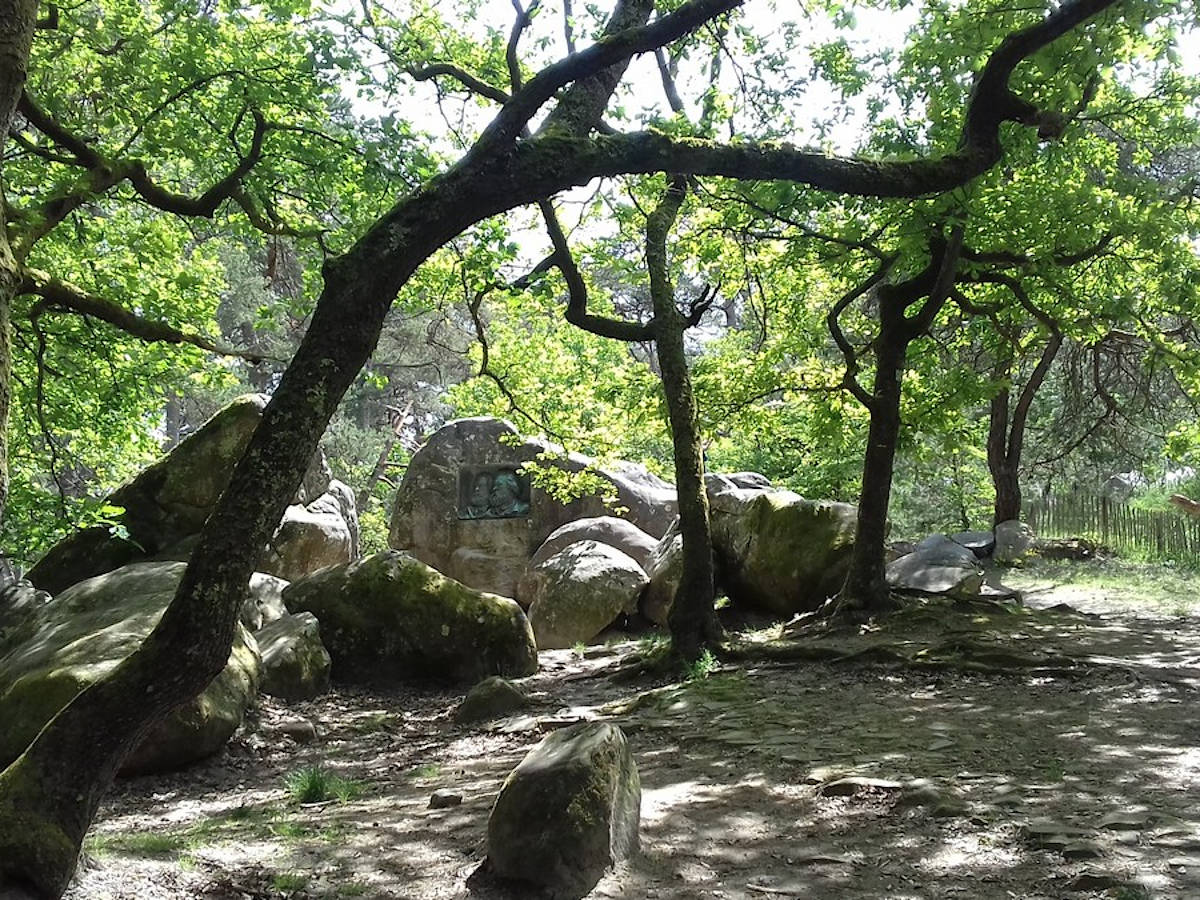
[283,550,537,684]
[488,722,641,897]
[0,561,261,774]
[388,418,676,598]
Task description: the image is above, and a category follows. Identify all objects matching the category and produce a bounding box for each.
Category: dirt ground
[66,559,1200,899]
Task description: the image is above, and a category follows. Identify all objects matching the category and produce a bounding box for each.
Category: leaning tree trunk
[836,335,906,616]
[0,148,551,897]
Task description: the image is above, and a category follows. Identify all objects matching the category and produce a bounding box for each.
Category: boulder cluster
[0,403,1034,783]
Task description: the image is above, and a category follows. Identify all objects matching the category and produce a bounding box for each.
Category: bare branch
[408,63,510,104]
[537,199,656,341]
[827,257,897,407]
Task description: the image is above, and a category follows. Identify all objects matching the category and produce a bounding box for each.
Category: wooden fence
[1025,493,1200,567]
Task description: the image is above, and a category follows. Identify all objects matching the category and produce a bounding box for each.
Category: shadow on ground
[68,568,1200,900]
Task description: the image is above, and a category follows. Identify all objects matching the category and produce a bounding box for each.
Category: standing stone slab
[488,722,640,897]
[283,550,537,684]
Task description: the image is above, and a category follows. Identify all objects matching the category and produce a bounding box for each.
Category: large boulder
[994,520,1035,565]
[255,612,331,701]
[0,561,260,774]
[887,534,984,598]
[524,541,648,649]
[710,489,857,616]
[261,480,358,582]
[27,395,355,597]
[388,418,676,597]
[529,517,658,572]
[283,550,537,684]
[488,722,640,897]
[28,395,269,594]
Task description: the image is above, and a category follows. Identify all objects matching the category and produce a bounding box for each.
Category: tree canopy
[0,0,1197,894]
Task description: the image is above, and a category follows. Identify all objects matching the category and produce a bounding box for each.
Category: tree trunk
[358,431,397,510]
[988,388,1022,524]
[645,178,721,661]
[657,320,721,660]
[988,332,1060,527]
[0,0,38,533]
[837,335,906,615]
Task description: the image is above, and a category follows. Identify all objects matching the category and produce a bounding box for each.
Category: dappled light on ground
[66,567,1200,899]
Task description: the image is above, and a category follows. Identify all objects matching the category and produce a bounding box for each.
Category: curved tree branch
[20,268,274,362]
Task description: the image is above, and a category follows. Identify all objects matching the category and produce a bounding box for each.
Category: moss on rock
[487,722,640,896]
[0,561,261,775]
[283,550,537,684]
[712,490,857,616]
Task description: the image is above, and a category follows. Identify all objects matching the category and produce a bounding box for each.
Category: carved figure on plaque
[459,467,530,519]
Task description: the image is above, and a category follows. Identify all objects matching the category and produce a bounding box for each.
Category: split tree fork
[0,0,1133,894]
[824,227,1118,619]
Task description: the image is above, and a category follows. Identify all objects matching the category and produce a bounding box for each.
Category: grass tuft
[285,765,364,804]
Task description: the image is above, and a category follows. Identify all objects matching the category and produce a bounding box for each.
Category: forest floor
[67,557,1200,900]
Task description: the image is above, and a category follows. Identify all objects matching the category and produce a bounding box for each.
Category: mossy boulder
[525,541,647,649]
[255,612,331,701]
[283,550,537,684]
[28,395,269,595]
[0,561,260,775]
[25,395,356,598]
[711,489,857,616]
[488,722,640,897]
